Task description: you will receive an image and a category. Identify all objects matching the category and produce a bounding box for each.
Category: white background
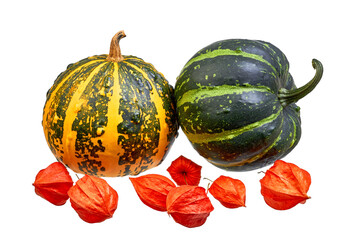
[1,0,359,239]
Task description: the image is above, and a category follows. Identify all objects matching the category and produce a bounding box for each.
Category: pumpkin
[175,39,323,171]
[42,30,178,177]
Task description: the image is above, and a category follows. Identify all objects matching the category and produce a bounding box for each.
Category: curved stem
[278,59,323,107]
[106,30,126,62]
[203,177,214,183]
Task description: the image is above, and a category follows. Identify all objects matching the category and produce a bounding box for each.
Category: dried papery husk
[260,160,311,210]
[166,185,214,228]
[68,175,118,223]
[33,162,73,206]
[209,175,246,208]
[130,174,176,211]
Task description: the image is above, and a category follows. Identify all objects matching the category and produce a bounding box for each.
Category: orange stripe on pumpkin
[92,62,127,176]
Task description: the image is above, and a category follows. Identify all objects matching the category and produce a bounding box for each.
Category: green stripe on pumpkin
[71,62,116,176]
[181,48,278,76]
[184,108,282,144]
[62,62,109,168]
[176,83,273,108]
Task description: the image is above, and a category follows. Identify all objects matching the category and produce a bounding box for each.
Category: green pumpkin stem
[278,59,323,107]
[107,30,126,62]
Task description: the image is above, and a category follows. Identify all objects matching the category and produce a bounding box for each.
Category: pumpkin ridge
[121,61,169,164]
[115,62,159,176]
[236,111,300,168]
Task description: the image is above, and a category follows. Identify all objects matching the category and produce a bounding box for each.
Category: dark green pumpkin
[175,39,323,171]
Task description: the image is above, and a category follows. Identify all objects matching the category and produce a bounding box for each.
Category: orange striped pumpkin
[42,31,178,177]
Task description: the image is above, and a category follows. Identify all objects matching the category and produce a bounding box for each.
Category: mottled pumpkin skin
[43,54,178,177]
[175,39,301,171]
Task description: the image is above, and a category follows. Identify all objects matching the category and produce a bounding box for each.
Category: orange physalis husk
[130,174,176,212]
[208,175,246,208]
[167,155,202,186]
[166,185,214,228]
[260,160,311,210]
[68,175,118,223]
[33,162,73,206]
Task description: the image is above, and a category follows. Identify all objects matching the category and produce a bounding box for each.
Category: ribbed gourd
[42,31,178,177]
[175,39,323,171]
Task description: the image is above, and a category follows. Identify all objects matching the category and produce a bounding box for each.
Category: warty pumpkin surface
[42,31,178,177]
[175,39,323,171]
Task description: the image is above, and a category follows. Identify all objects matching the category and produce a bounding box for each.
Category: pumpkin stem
[106,30,126,62]
[278,59,323,107]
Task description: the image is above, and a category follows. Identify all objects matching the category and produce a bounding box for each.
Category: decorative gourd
[42,31,178,177]
[175,39,323,171]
